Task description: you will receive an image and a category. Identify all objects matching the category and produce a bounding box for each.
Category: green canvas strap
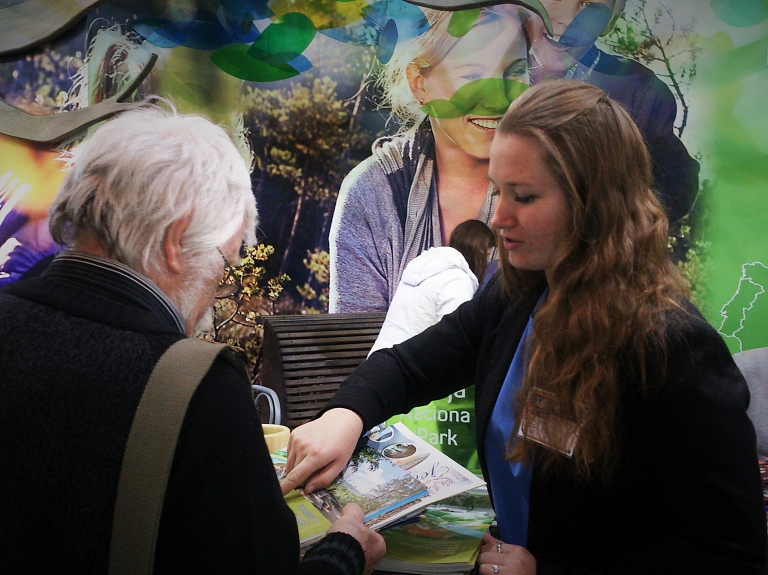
[108,337,230,575]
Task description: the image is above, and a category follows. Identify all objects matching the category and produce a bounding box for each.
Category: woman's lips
[468,117,500,130]
[541,32,576,52]
[501,236,523,250]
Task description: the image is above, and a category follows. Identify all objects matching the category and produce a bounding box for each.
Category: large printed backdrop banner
[0,0,766,462]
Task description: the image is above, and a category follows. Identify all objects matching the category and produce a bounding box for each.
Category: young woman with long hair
[282,81,767,574]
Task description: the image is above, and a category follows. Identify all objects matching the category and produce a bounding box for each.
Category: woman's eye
[516,195,534,204]
[461,73,482,81]
[504,61,528,80]
[504,67,526,80]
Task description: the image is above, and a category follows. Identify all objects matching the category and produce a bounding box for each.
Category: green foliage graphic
[447,9,480,38]
[421,78,529,119]
[212,12,316,82]
[247,13,316,62]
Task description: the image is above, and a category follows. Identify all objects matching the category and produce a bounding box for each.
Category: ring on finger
[497,542,502,553]
[492,564,500,574]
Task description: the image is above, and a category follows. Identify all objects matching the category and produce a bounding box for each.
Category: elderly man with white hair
[0,106,384,574]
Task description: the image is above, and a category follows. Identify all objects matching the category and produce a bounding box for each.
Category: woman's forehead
[403,0,554,36]
[442,8,526,61]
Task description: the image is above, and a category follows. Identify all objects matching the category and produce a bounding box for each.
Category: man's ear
[406,63,427,105]
[163,214,192,275]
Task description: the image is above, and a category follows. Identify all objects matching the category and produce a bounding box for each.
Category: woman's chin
[432,118,494,161]
[457,136,494,161]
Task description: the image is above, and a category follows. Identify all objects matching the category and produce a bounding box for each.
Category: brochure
[273,444,429,548]
[376,486,496,575]
[365,423,486,505]
[272,422,486,550]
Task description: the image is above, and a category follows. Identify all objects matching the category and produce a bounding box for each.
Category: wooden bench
[261,312,386,429]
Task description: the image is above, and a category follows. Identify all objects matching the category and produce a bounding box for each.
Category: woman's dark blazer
[324,276,767,574]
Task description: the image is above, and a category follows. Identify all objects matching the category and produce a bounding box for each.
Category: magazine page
[273,446,429,548]
[284,489,333,546]
[272,422,485,548]
[377,487,495,574]
[306,446,428,524]
[366,422,486,506]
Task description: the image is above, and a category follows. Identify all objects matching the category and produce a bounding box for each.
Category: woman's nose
[491,199,515,229]
[549,7,579,37]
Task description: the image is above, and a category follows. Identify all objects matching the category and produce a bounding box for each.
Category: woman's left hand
[476,532,536,575]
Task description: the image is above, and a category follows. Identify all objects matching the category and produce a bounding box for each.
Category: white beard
[168,254,220,337]
[192,308,214,338]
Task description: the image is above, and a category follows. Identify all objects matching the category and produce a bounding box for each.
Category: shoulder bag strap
[109,337,230,575]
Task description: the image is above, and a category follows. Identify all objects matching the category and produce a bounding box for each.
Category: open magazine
[272,422,486,549]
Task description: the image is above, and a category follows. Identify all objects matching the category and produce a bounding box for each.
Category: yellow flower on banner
[270,0,370,31]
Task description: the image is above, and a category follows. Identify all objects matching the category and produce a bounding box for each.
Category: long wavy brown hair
[496,80,690,483]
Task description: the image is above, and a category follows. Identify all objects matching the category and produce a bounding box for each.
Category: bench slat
[261,312,386,428]
[283,350,376,369]
[275,342,378,355]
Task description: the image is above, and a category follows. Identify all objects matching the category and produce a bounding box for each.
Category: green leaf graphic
[421,99,469,119]
[246,12,316,59]
[447,9,480,38]
[423,78,529,119]
[211,44,300,82]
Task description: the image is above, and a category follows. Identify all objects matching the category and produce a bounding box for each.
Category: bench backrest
[261,312,386,429]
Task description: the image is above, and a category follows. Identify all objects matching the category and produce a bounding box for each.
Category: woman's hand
[280,408,364,495]
[327,503,386,575]
[477,532,536,575]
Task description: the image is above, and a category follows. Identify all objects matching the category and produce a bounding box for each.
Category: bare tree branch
[602,0,699,137]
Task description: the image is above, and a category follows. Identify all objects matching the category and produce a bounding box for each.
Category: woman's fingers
[329,504,387,575]
[476,533,536,575]
[281,408,364,495]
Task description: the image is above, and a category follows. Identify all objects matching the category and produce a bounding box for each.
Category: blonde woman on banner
[329,2,547,313]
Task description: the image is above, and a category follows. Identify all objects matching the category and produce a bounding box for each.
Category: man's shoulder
[593,49,672,93]
[594,48,651,76]
[210,345,251,384]
[0,287,20,306]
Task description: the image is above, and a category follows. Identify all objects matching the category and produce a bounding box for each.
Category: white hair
[50,104,257,277]
[377,9,453,131]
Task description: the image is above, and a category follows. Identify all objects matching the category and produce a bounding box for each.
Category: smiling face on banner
[530,0,620,78]
[540,0,616,41]
[408,7,530,160]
